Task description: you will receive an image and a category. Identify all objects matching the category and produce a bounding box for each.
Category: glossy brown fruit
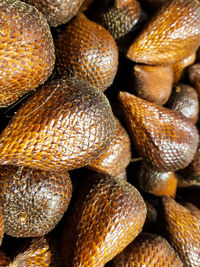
[112,232,183,266]
[0,252,10,267]
[0,77,115,170]
[188,63,200,97]
[0,166,72,237]
[127,0,200,65]
[118,91,199,172]
[132,64,173,105]
[9,237,51,267]
[88,118,131,176]
[184,202,200,220]
[55,13,118,92]
[162,196,200,266]
[21,0,85,27]
[167,84,199,124]
[137,162,178,197]
[61,174,146,266]
[0,0,55,107]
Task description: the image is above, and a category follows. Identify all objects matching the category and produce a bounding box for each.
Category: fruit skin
[188,63,200,97]
[0,166,72,237]
[118,91,199,172]
[0,77,115,170]
[162,196,200,267]
[21,0,85,27]
[0,0,55,107]
[55,13,118,92]
[112,232,183,266]
[61,174,146,266]
[127,0,200,65]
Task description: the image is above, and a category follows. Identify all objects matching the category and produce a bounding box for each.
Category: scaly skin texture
[163,196,200,266]
[9,237,51,267]
[0,166,72,237]
[127,0,200,65]
[188,63,200,98]
[61,174,146,266]
[133,64,173,105]
[137,162,178,197]
[0,0,55,107]
[0,77,115,170]
[88,118,131,176]
[21,0,85,27]
[55,13,118,92]
[167,84,199,124]
[112,232,183,266]
[118,92,199,172]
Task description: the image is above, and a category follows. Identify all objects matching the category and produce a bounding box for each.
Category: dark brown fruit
[137,162,178,197]
[0,166,72,237]
[162,196,200,266]
[55,13,118,92]
[0,251,10,266]
[61,174,146,266]
[9,237,51,266]
[0,0,55,107]
[127,0,200,65]
[132,64,173,105]
[88,118,131,176]
[118,91,199,172]
[21,0,85,27]
[0,77,115,170]
[112,232,183,266]
[188,63,200,97]
[166,84,199,124]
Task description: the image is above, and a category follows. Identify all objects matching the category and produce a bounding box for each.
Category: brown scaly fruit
[0,77,115,170]
[112,232,183,266]
[55,13,118,92]
[118,91,199,172]
[127,0,200,65]
[88,118,131,176]
[166,84,199,124]
[132,64,173,105]
[188,63,200,97]
[61,174,146,266]
[8,237,51,267]
[162,196,200,266]
[137,162,178,198]
[184,202,200,220]
[21,0,86,27]
[0,166,72,237]
[0,0,55,107]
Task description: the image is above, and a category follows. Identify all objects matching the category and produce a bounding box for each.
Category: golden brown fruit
[9,237,51,267]
[188,63,200,97]
[166,84,199,124]
[162,196,200,266]
[0,166,72,237]
[127,0,200,65]
[21,0,85,27]
[88,118,131,176]
[55,13,118,92]
[0,0,55,107]
[132,64,173,105]
[118,91,199,172]
[0,77,115,170]
[61,174,146,266]
[112,232,183,266]
[184,202,200,220]
[137,162,178,197]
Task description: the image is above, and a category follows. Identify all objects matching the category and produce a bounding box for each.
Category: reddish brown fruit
[61,174,146,266]
[184,202,200,220]
[167,84,199,124]
[112,232,183,266]
[21,0,85,27]
[88,118,131,176]
[0,166,72,237]
[9,237,51,267]
[162,196,200,266]
[133,64,173,105]
[0,252,10,267]
[137,162,178,197]
[0,77,115,170]
[127,0,200,65]
[118,91,199,172]
[0,0,55,107]
[188,63,200,97]
[55,13,118,92]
